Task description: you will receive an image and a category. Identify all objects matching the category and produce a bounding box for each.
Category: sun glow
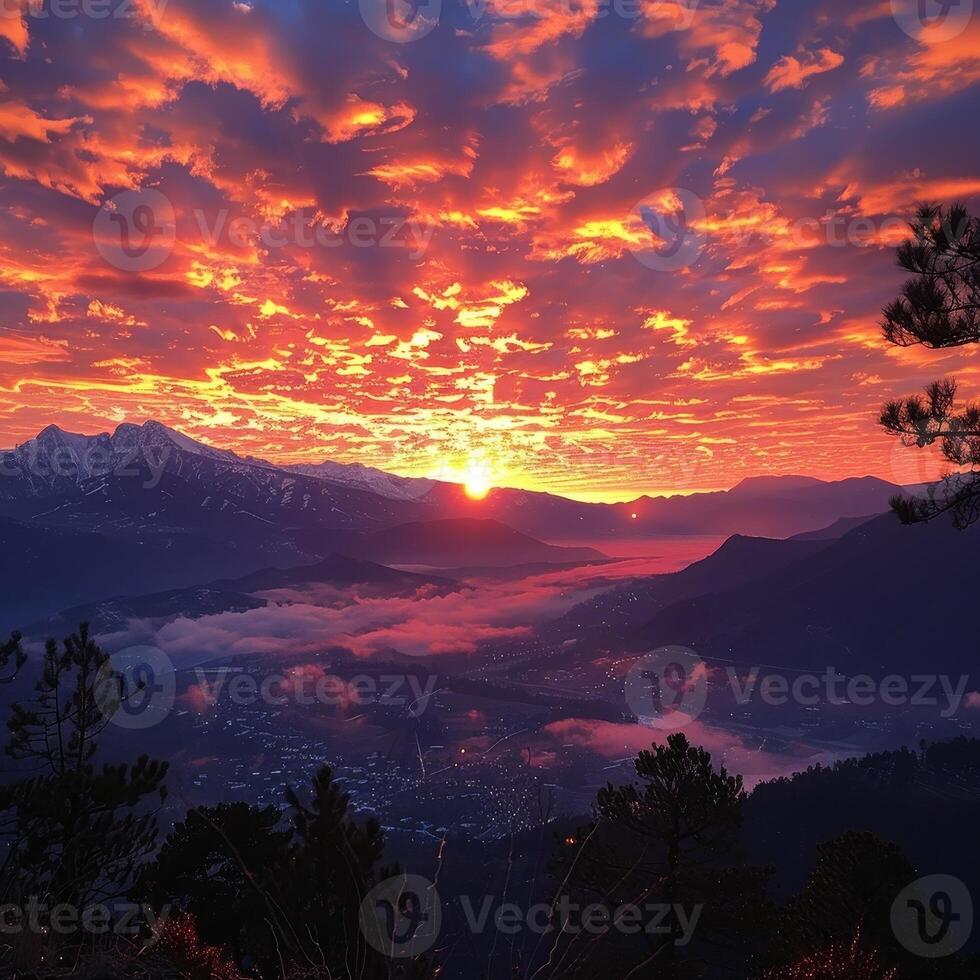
[464,464,492,500]
[434,454,496,500]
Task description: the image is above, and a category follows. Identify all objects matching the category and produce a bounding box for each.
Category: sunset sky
[1,0,979,501]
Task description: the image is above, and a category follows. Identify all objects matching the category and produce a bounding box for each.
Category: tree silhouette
[764,831,915,971]
[552,733,771,979]
[134,802,291,973]
[136,767,431,979]
[759,830,980,979]
[0,631,25,686]
[762,931,898,980]
[880,202,980,525]
[267,766,393,978]
[0,623,168,914]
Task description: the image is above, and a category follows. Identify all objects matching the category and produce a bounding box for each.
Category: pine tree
[134,802,291,972]
[880,203,980,525]
[267,765,393,977]
[767,831,915,969]
[553,733,771,978]
[0,623,168,912]
[0,631,25,685]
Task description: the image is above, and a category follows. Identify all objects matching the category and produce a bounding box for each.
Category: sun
[464,473,491,500]
[463,461,492,500]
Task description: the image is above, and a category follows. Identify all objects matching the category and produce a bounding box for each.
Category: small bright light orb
[465,474,491,500]
[631,512,638,520]
[463,460,492,500]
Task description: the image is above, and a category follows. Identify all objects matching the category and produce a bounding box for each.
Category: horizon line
[6,417,913,504]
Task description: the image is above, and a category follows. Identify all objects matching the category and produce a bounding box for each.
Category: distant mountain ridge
[294,518,606,568]
[2,420,903,540]
[35,554,455,637]
[553,509,980,677]
[284,459,437,501]
[0,513,247,628]
[632,511,980,674]
[0,420,433,546]
[544,532,831,645]
[0,420,912,627]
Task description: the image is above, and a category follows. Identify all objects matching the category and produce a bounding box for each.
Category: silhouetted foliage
[134,802,291,973]
[744,739,980,895]
[264,765,432,979]
[762,831,915,971]
[552,733,772,978]
[882,203,980,350]
[0,631,25,686]
[138,765,432,979]
[150,913,246,980]
[881,203,980,525]
[0,623,168,912]
[762,931,897,980]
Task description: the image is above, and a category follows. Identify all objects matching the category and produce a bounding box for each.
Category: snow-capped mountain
[285,459,437,501]
[0,420,236,498]
[1,420,905,545]
[0,419,912,628]
[0,420,432,541]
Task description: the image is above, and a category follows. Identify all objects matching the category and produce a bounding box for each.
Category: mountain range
[554,507,978,677]
[36,553,455,638]
[3,419,903,535]
[0,419,911,628]
[633,511,978,675]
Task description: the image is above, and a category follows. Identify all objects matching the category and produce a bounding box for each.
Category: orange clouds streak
[641,0,776,77]
[764,47,845,92]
